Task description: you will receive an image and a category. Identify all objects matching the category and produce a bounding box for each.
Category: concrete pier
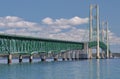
[19,55,22,63]
[8,54,12,64]
[101,51,105,59]
[75,50,80,60]
[88,49,92,59]
[41,56,46,61]
[62,52,66,61]
[29,55,33,63]
[71,51,75,60]
[78,50,81,60]
[54,55,58,61]
[66,51,71,61]
[54,58,58,61]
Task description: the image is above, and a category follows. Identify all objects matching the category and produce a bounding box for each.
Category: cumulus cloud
[108,31,120,45]
[0,16,38,29]
[42,17,53,25]
[47,28,89,42]
[100,30,120,45]
[0,16,120,46]
[42,16,89,26]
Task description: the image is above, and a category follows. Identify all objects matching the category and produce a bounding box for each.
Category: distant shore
[112,53,120,58]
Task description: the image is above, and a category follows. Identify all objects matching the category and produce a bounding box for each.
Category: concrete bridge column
[66,51,71,60]
[58,53,62,58]
[84,43,89,59]
[71,50,75,60]
[41,56,46,61]
[78,50,81,59]
[8,54,12,64]
[79,50,82,59]
[88,48,92,59]
[101,50,105,59]
[54,54,58,61]
[62,52,66,61]
[75,50,80,60]
[29,55,33,63]
[79,50,83,59]
[19,55,23,63]
[75,50,77,60]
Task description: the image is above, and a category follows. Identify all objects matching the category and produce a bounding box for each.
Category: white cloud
[101,30,120,45]
[0,16,37,28]
[42,16,89,31]
[0,16,120,46]
[108,31,120,45]
[0,16,22,22]
[69,16,89,25]
[42,16,89,26]
[42,17,53,25]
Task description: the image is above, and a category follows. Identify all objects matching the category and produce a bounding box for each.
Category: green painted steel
[0,34,84,55]
[0,34,110,55]
[88,41,110,53]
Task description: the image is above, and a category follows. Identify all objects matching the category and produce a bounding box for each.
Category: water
[0,59,120,79]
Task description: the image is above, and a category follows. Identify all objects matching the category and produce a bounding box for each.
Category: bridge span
[0,4,112,64]
[0,34,109,64]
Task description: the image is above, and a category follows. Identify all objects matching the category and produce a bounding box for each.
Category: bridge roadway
[0,34,108,64]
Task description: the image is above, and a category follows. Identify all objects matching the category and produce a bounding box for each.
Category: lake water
[0,59,120,79]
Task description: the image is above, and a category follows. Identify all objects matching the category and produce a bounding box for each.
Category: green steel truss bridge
[0,34,84,55]
[0,5,111,64]
[0,34,107,55]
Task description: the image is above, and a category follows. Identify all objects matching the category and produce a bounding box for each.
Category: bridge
[0,4,111,64]
[0,33,109,64]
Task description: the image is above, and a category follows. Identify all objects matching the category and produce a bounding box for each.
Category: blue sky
[0,0,120,52]
[0,0,119,30]
[0,0,119,35]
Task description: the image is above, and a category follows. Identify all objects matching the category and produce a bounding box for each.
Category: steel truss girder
[0,34,84,55]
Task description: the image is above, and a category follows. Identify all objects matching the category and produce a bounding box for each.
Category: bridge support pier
[84,43,88,59]
[101,51,105,59]
[8,54,12,64]
[71,51,75,60]
[96,49,100,59]
[66,51,71,61]
[62,52,66,61]
[19,55,22,63]
[54,55,58,61]
[29,55,33,63]
[78,50,81,59]
[88,49,92,59]
[75,50,79,60]
[78,50,81,60]
[41,56,46,61]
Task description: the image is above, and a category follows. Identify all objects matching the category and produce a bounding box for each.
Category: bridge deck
[0,34,84,54]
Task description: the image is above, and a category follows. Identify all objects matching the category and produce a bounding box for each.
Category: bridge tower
[89,4,100,59]
[102,21,109,58]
